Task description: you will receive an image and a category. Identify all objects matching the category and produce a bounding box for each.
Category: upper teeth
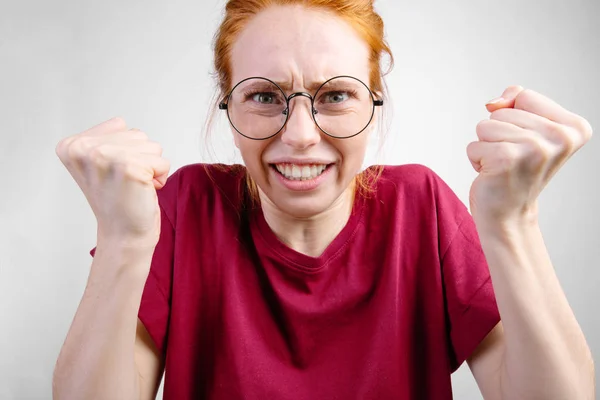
[275,163,328,180]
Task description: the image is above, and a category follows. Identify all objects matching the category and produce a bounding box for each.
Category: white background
[0,0,598,398]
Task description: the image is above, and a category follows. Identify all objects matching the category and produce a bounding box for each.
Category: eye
[252,92,277,104]
[323,91,349,103]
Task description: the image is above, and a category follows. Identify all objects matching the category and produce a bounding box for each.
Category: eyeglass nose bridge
[282,92,319,116]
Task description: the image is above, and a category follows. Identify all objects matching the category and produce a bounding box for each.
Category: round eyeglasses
[219,75,383,140]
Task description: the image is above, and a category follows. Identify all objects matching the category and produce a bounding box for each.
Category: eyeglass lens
[226,77,376,139]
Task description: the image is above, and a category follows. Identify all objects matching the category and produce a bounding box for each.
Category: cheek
[231,128,241,149]
[236,139,269,173]
[347,135,370,158]
[336,136,369,172]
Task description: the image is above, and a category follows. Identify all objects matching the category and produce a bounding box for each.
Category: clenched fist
[467,86,593,224]
[56,117,170,246]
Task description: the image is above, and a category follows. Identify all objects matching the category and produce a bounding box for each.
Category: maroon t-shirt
[91,163,500,399]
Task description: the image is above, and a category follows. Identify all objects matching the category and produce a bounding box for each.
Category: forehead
[230,5,371,88]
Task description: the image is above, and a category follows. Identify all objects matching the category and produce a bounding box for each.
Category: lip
[269,163,334,191]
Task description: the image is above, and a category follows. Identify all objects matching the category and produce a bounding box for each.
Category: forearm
[53,240,154,400]
[476,214,595,399]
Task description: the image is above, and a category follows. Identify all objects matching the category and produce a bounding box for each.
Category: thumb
[153,173,168,189]
[485,85,525,112]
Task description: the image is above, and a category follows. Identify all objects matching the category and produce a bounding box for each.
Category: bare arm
[135,318,165,400]
[464,85,595,399]
[53,241,164,400]
[53,117,171,399]
[469,218,595,399]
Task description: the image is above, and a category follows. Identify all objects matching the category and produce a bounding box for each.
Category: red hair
[207,0,394,204]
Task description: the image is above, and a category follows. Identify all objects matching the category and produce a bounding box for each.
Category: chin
[264,190,342,219]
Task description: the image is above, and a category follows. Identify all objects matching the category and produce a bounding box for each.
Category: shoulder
[378,163,438,184]
[171,162,246,192]
[373,163,457,202]
[368,163,472,237]
[156,163,247,221]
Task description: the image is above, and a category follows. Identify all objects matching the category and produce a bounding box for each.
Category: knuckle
[560,131,577,155]
[88,143,119,169]
[527,137,552,164]
[91,117,128,136]
[55,136,80,161]
[109,116,127,129]
[489,111,500,121]
[548,121,569,138]
[88,145,107,163]
[466,141,480,161]
[475,119,491,136]
[160,157,171,171]
[574,116,593,141]
[475,119,501,141]
[121,160,135,175]
[489,108,509,121]
[121,161,143,181]
[519,88,535,100]
[514,89,535,107]
[65,137,89,163]
[147,141,163,154]
[55,138,68,159]
[499,144,517,160]
[548,123,577,154]
[496,144,518,168]
[129,129,149,140]
[476,119,490,129]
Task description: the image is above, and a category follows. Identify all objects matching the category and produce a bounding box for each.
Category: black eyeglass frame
[218,75,384,140]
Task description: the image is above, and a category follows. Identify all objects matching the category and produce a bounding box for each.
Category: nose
[280,95,321,150]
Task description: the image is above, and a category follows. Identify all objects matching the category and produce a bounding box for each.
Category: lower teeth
[283,174,318,181]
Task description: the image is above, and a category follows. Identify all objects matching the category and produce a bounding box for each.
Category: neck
[259,184,356,257]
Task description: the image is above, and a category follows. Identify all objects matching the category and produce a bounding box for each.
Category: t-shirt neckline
[250,193,366,272]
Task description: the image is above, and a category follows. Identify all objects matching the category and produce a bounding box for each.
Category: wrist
[96,226,159,250]
[92,235,157,281]
[473,201,540,234]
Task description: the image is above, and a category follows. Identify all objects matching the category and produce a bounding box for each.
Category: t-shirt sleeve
[89,181,177,356]
[432,171,501,372]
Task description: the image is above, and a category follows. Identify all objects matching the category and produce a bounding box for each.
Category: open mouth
[269,163,333,181]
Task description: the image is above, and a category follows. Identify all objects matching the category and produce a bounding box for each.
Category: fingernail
[486,96,504,105]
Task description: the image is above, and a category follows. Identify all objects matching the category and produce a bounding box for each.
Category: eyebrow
[271,80,329,93]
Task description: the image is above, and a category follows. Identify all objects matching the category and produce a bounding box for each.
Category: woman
[53,0,595,399]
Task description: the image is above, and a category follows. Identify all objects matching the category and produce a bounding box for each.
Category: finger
[476,118,532,143]
[489,107,548,131]
[467,140,489,172]
[512,89,591,134]
[125,128,149,140]
[154,173,169,188]
[137,141,163,156]
[92,128,150,145]
[467,141,520,173]
[127,128,150,140]
[485,85,525,112]
[69,134,158,163]
[150,158,170,189]
[57,117,128,153]
[128,154,171,190]
[490,107,587,153]
[105,139,163,156]
[84,117,129,136]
